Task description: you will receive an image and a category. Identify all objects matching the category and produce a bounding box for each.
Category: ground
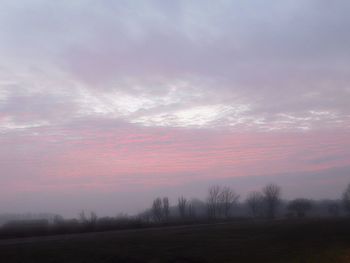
[0,219,349,263]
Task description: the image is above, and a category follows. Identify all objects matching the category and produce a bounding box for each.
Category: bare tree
[188,201,196,219]
[79,210,98,228]
[79,210,87,223]
[262,184,281,219]
[178,196,187,219]
[89,212,98,225]
[246,191,264,218]
[287,199,312,218]
[152,197,163,222]
[137,210,152,223]
[219,187,240,218]
[207,185,221,219]
[342,183,350,215]
[53,214,64,225]
[163,197,170,221]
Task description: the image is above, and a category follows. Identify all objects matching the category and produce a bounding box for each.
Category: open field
[0,219,349,263]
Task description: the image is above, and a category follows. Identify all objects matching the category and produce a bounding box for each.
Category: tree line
[147,183,350,222]
[0,183,349,239]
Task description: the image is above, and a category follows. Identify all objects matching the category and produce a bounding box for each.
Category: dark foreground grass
[0,219,349,263]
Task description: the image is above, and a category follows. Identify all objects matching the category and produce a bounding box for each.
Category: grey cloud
[1,1,350,217]
[0,0,350,130]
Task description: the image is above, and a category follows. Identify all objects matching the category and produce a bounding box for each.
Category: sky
[0,0,350,217]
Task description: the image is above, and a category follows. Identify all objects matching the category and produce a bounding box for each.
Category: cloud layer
[0,0,349,215]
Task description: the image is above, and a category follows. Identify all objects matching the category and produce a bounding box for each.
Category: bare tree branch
[151,197,163,223]
[207,185,221,219]
[219,187,240,218]
[246,191,264,218]
[178,196,187,220]
[262,184,281,219]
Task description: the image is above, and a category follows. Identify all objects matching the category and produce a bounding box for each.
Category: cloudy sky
[1,0,350,217]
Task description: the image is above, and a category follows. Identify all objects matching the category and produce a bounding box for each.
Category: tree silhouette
[262,184,281,219]
[152,198,163,222]
[188,201,196,219]
[207,186,221,219]
[178,196,187,220]
[163,197,170,221]
[219,186,239,218]
[89,212,98,225]
[287,199,312,218]
[246,191,264,218]
[79,210,87,224]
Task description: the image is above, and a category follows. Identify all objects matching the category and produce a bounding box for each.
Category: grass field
[0,219,349,263]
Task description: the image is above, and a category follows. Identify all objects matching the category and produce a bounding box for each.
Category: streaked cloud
[0,0,349,215]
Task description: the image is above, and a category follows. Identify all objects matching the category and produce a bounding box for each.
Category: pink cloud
[1,121,349,216]
[16,125,345,192]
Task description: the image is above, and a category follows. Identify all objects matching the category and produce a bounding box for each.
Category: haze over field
[0,0,350,217]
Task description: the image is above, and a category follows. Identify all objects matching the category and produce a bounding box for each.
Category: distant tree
[137,210,152,223]
[79,210,87,223]
[152,198,163,222]
[78,210,97,228]
[328,202,340,217]
[207,185,221,219]
[53,215,64,225]
[246,191,264,218]
[89,212,98,225]
[190,198,205,218]
[188,201,196,219]
[343,183,350,215]
[163,197,170,221]
[262,184,281,219]
[219,187,240,218]
[178,196,187,219]
[287,199,312,218]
